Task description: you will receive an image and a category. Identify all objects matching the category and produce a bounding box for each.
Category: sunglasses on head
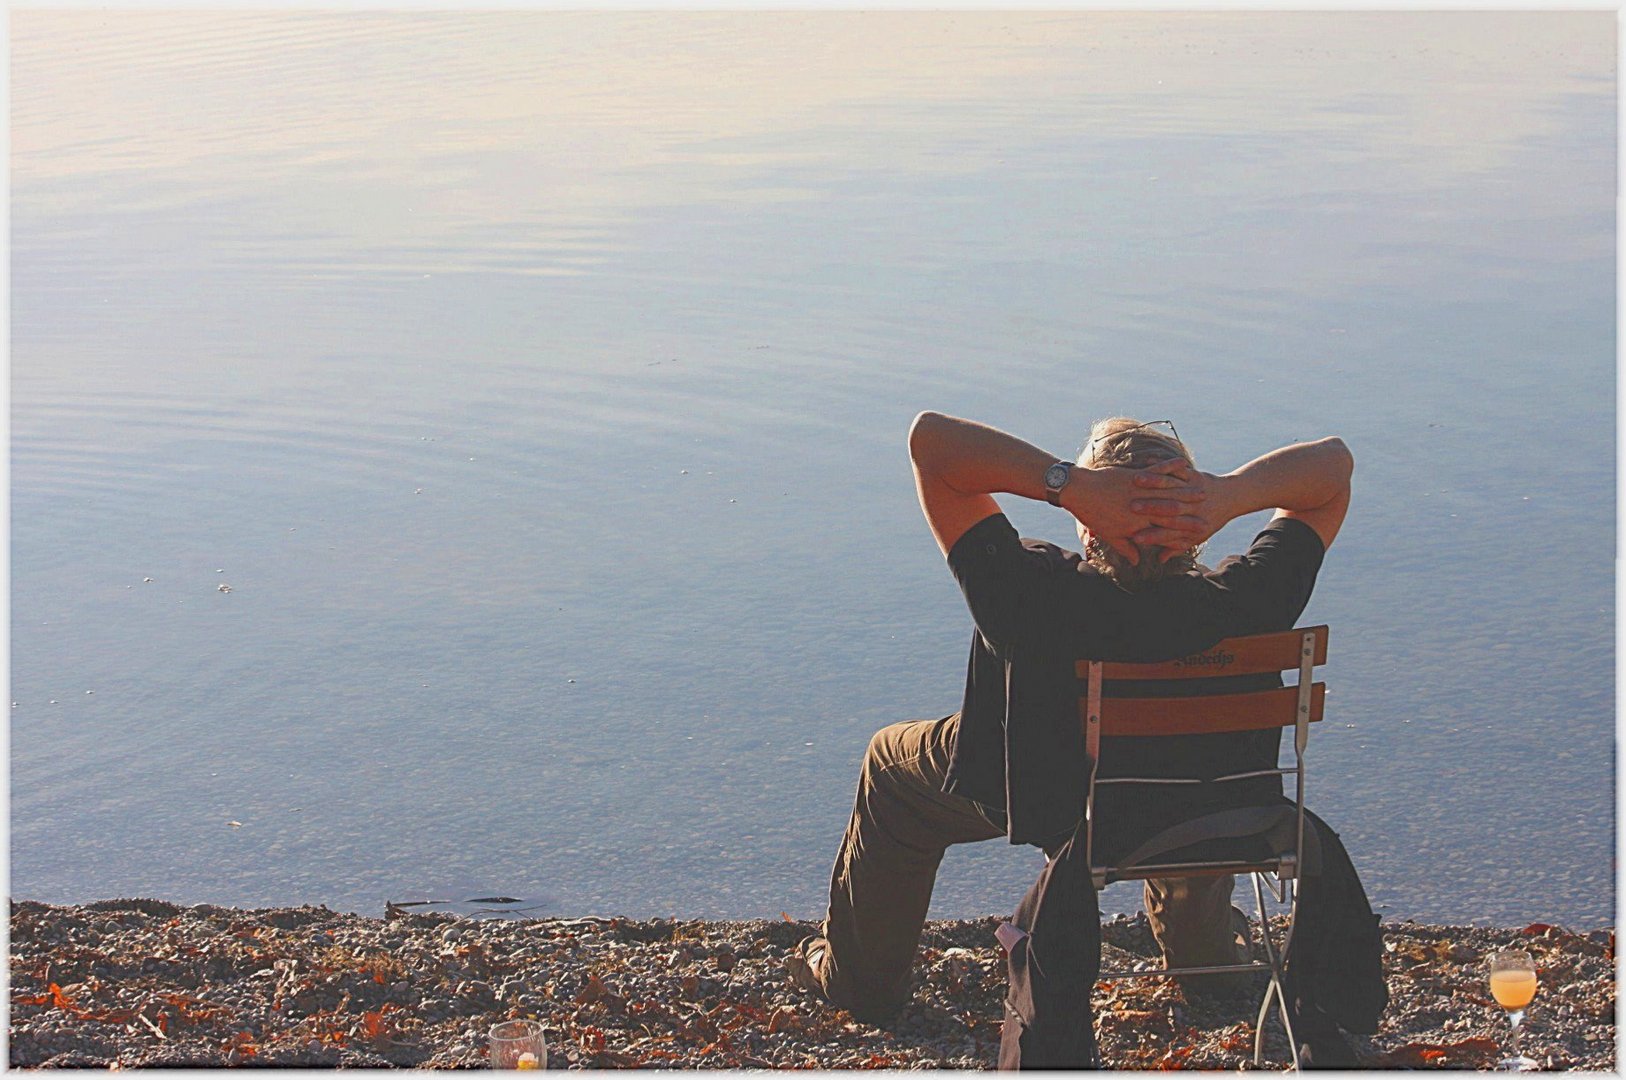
[1081,419,1181,461]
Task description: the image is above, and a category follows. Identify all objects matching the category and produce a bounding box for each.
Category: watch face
[1045,462,1070,489]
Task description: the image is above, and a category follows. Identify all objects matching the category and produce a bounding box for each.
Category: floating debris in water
[226,821,243,828]
[143,577,154,583]
[218,584,233,593]
[216,569,224,573]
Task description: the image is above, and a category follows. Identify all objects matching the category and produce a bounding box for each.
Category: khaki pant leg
[815,715,1003,1021]
[1144,875,1249,993]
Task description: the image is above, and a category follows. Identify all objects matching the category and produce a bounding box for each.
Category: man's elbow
[1324,437,1354,482]
[908,410,947,464]
[1326,435,1352,478]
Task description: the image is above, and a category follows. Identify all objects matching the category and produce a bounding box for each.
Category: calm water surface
[11,13,1615,926]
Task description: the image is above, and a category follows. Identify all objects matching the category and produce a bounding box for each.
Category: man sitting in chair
[787,411,1385,1068]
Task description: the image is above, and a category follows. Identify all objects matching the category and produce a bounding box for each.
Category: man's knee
[863,720,921,769]
[859,720,944,796]
[862,724,901,771]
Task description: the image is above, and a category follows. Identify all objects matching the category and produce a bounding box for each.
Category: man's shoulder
[1203,517,1325,577]
[1187,516,1326,632]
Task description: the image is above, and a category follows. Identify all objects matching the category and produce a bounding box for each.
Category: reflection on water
[11,13,1615,926]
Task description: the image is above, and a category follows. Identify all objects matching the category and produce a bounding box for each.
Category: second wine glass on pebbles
[1487,948,1539,1071]
[490,1019,547,1070]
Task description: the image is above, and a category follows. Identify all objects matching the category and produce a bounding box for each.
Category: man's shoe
[1296,1013,1360,1069]
[1298,1030,1359,1069]
[784,936,900,1027]
[785,936,834,1003]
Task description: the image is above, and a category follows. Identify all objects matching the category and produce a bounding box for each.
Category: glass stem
[1508,1009,1525,1059]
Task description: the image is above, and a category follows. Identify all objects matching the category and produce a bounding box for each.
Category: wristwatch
[1043,461,1073,507]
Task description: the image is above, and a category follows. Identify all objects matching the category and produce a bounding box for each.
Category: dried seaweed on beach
[9,899,1616,1069]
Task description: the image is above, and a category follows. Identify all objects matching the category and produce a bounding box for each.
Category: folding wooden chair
[1080,625,1328,1070]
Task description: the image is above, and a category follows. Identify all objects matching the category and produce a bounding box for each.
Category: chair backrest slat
[1076,625,1328,682]
[1084,682,1325,737]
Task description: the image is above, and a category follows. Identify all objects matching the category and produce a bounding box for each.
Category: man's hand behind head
[1130,438,1354,559]
[1064,457,1207,567]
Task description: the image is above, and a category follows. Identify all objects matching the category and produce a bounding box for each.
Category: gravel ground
[9,898,1616,1069]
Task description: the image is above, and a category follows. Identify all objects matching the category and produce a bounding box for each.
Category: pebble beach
[9,898,1616,1070]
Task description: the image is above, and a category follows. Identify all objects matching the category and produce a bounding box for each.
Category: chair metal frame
[1080,625,1327,1070]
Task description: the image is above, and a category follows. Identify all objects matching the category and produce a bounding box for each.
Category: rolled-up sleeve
[1206,517,1326,631]
[946,513,1036,657]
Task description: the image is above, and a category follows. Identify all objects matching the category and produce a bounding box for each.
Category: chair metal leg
[1253,977,1276,1065]
[1272,969,1300,1071]
[1249,872,1301,1071]
[1251,873,1274,1066]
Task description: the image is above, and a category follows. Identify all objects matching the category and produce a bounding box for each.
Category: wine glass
[490,1019,547,1069]
[1487,949,1538,1071]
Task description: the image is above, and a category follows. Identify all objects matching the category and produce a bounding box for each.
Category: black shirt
[943,512,1325,848]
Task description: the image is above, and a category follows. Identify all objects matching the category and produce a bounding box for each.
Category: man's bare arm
[907,411,1202,559]
[1132,437,1354,554]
